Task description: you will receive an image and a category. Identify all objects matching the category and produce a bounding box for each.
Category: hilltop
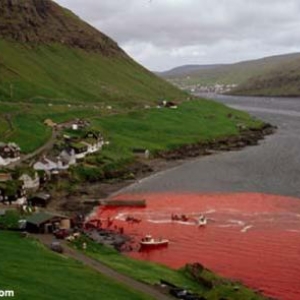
[0,0,122,54]
[0,0,185,105]
[160,53,300,96]
[157,64,224,77]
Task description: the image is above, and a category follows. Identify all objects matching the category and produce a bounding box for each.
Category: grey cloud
[55,0,300,70]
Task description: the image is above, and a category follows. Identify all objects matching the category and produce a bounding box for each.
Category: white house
[0,142,21,166]
[34,150,76,173]
[34,157,58,172]
[19,172,40,190]
[82,139,105,154]
[59,149,76,166]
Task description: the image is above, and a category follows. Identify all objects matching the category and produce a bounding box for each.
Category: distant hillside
[231,57,300,96]
[160,53,300,96]
[0,0,186,106]
[158,64,224,77]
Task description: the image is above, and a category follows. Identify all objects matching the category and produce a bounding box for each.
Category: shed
[0,173,12,182]
[28,193,51,207]
[26,212,70,233]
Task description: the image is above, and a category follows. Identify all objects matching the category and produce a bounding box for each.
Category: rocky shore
[157,123,275,160]
[49,123,276,214]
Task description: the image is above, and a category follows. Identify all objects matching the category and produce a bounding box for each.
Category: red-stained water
[90,193,300,300]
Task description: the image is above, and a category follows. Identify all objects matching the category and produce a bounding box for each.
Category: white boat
[140,235,169,247]
[197,215,207,226]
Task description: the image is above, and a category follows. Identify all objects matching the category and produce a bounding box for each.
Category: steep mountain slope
[160,53,300,96]
[0,0,186,105]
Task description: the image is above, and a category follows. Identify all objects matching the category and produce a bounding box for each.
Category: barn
[26,212,70,233]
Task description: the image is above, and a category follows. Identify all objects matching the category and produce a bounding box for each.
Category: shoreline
[49,122,276,215]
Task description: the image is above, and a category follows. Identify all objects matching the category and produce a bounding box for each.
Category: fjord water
[94,96,300,300]
[96,192,300,300]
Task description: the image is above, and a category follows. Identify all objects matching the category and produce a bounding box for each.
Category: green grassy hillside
[0,0,262,158]
[231,57,300,96]
[0,39,185,106]
[0,231,152,300]
[0,0,186,106]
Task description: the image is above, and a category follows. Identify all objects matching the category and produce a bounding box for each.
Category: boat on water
[140,235,169,248]
[197,215,207,226]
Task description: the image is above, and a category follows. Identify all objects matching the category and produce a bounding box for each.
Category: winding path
[36,234,172,300]
[8,128,57,169]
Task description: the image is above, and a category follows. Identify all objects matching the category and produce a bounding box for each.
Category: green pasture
[0,231,153,300]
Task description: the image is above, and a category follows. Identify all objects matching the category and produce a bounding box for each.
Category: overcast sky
[55,0,300,71]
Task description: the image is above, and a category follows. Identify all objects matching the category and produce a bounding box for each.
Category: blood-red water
[91,193,300,300]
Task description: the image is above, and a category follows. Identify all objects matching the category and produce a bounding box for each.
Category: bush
[0,210,21,229]
[72,165,104,182]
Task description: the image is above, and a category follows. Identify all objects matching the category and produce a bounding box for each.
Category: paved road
[36,234,172,300]
[8,128,57,169]
[121,95,300,198]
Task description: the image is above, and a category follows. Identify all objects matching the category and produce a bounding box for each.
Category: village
[0,117,110,235]
[0,100,179,248]
[167,79,238,95]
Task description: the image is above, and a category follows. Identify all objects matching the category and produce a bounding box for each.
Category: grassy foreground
[72,236,267,300]
[0,231,153,300]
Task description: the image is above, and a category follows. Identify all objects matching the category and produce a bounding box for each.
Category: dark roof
[26,212,67,226]
[30,193,51,201]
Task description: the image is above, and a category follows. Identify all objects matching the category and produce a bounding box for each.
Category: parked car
[50,241,63,253]
[53,228,72,239]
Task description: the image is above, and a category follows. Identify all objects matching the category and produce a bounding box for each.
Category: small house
[70,142,88,159]
[71,119,90,130]
[34,157,58,172]
[0,173,12,182]
[0,180,26,205]
[84,130,103,141]
[28,193,51,208]
[82,131,105,154]
[0,143,21,166]
[59,149,76,166]
[19,172,40,190]
[26,212,71,233]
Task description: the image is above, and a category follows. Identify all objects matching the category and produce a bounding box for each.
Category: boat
[140,235,169,247]
[197,215,207,226]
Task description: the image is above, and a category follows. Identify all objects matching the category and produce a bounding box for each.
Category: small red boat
[140,235,169,248]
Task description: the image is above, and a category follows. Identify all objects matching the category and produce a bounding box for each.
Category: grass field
[72,236,267,300]
[92,99,262,155]
[0,231,153,300]
[0,39,186,106]
[0,99,262,155]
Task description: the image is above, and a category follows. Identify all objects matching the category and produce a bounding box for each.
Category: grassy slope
[162,53,300,92]
[0,39,186,106]
[0,99,262,154]
[72,236,267,300]
[93,100,262,154]
[0,231,153,300]
[231,58,300,96]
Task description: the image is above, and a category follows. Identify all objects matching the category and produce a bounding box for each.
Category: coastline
[49,122,276,215]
